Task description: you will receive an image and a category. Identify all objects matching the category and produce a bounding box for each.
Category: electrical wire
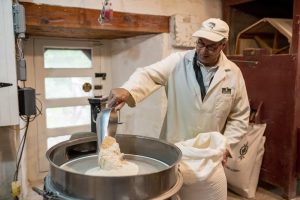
[12,92,43,200]
[16,38,24,60]
[16,96,42,151]
[12,2,34,198]
[35,97,43,116]
[12,117,31,200]
[14,94,43,173]
[8,96,42,131]
[13,116,29,182]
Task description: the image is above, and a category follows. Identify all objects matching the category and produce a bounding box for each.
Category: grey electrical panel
[17,58,26,81]
[12,4,26,38]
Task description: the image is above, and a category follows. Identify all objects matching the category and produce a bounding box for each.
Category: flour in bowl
[98,135,124,170]
[84,136,139,176]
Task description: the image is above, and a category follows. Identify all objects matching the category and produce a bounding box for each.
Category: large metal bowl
[45,134,182,200]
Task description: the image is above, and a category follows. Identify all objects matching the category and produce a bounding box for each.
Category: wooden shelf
[23,2,170,39]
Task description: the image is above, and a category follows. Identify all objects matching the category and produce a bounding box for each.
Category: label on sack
[226,141,249,172]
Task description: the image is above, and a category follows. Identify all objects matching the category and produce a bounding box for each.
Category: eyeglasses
[196,40,223,51]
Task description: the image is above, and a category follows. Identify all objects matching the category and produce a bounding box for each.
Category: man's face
[195,38,225,66]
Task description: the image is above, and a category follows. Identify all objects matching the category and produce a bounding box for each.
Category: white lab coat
[122,49,250,146]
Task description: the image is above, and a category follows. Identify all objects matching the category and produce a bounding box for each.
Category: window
[44,48,92,68]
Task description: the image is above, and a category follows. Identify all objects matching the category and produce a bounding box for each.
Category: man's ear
[220,42,226,50]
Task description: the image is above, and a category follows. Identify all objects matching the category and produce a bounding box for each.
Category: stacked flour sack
[224,123,266,198]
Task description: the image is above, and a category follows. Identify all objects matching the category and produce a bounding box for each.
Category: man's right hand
[107,88,131,110]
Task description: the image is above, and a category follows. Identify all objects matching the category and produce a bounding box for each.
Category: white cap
[192,18,229,42]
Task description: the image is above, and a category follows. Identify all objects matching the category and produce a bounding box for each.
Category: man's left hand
[222,149,231,167]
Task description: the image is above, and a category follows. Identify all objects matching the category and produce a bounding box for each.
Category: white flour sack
[225,123,266,198]
[175,132,227,200]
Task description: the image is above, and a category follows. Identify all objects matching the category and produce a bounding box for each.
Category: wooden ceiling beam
[23,2,170,39]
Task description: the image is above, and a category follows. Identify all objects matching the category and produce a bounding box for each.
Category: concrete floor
[228,181,300,200]
[228,187,285,200]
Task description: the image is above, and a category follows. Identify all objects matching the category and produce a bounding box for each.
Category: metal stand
[88,97,108,133]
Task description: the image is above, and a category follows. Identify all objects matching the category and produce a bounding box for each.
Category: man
[108,18,250,165]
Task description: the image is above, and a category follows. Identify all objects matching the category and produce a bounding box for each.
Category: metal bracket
[0,82,13,88]
[95,73,107,80]
[32,186,60,200]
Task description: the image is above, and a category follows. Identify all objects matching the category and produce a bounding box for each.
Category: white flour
[85,161,139,176]
[96,136,139,176]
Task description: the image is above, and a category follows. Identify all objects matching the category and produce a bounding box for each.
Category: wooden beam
[23,2,170,39]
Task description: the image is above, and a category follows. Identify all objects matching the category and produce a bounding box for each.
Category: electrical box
[12,3,26,38]
[18,88,36,116]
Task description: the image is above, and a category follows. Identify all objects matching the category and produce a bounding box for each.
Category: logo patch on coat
[222,87,231,94]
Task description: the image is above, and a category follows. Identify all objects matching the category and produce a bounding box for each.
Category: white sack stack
[225,123,267,198]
